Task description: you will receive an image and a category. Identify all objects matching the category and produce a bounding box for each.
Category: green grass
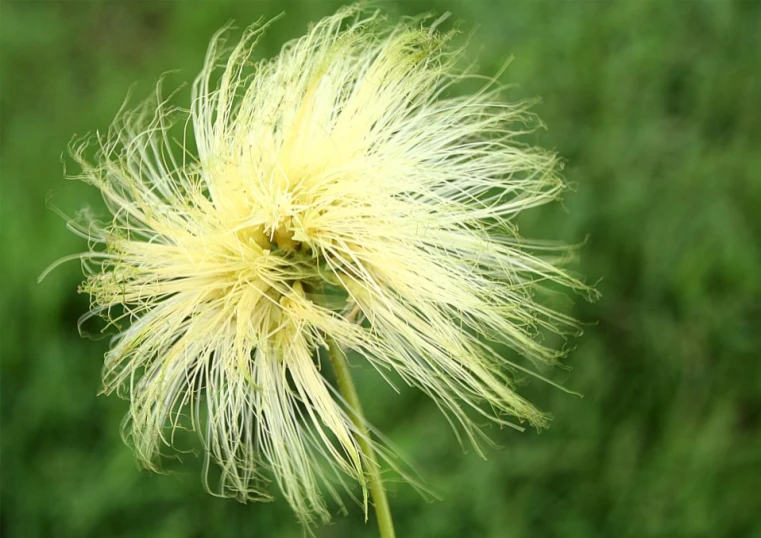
[2,1,760,536]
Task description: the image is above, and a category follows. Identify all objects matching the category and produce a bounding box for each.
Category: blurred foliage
[2,1,760,537]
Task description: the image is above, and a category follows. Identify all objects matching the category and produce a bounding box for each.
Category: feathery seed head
[59,6,594,524]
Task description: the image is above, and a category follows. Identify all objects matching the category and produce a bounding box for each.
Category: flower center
[237,221,303,254]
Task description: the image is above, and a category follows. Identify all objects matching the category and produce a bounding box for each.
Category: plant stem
[326,339,396,538]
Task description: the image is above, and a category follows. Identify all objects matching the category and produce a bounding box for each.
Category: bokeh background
[2,1,760,537]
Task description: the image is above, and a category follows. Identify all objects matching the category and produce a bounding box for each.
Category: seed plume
[57,6,594,524]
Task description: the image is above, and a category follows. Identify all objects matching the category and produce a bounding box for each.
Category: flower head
[62,6,592,524]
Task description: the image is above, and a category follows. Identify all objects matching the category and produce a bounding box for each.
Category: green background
[2,1,760,537]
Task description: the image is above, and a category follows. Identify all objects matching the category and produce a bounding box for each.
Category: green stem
[326,339,396,538]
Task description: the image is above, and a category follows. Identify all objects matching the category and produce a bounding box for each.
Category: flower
[62,6,592,524]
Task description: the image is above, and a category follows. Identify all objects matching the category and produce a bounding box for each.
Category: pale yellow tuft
[56,6,594,525]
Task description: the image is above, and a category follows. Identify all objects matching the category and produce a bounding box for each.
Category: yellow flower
[59,6,593,524]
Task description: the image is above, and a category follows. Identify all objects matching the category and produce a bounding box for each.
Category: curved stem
[326,339,396,538]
